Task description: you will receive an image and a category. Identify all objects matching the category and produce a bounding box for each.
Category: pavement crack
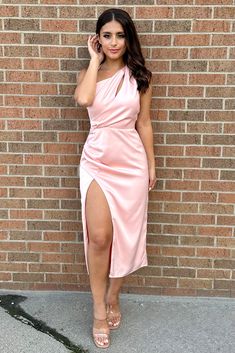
[0,295,88,353]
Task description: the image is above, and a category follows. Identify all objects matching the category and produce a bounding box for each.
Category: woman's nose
[111,35,117,46]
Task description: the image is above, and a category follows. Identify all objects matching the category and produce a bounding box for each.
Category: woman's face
[99,20,126,60]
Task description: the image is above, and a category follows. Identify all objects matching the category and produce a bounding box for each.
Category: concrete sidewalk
[0,290,234,353]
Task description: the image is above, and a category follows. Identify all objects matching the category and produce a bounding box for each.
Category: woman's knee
[89,229,112,251]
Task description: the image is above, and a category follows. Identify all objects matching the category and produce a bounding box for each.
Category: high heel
[93,318,110,349]
[106,304,122,330]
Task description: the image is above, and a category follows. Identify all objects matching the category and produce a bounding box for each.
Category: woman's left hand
[148,166,157,191]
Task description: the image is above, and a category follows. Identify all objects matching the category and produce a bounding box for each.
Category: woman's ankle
[93,301,107,319]
[106,292,119,306]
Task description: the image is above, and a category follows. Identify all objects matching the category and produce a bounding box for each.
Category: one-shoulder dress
[79,65,149,278]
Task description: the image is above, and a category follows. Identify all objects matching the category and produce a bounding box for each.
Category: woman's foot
[93,318,110,349]
[106,302,122,330]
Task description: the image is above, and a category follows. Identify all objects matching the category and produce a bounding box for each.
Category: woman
[74,8,156,349]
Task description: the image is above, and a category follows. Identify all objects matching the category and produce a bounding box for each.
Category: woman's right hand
[87,34,104,64]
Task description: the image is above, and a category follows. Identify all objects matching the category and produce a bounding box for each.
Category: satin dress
[79,65,149,278]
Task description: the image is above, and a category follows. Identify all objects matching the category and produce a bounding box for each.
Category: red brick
[0,221,25,230]
[4,18,39,31]
[191,47,227,59]
[21,5,57,18]
[214,7,235,19]
[9,165,42,176]
[200,203,234,215]
[179,279,213,289]
[41,20,77,32]
[10,210,43,219]
[217,216,235,226]
[162,246,195,257]
[201,181,235,192]
[44,143,77,154]
[0,108,23,118]
[41,46,76,58]
[28,242,60,252]
[4,45,39,57]
[174,34,210,46]
[222,145,235,157]
[0,5,19,17]
[42,253,75,263]
[8,253,40,262]
[165,202,198,213]
[189,74,225,85]
[209,61,235,72]
[41,0,77,3]
[25,108,59,119]
[6,71,40,82]
[29,264,60,272]
[181,214,215,225]
[196,248,231,258]
[181,236,214,247]
[152,73,187,85]
[1,241,26,251]
[13,273,44,282]
[5,96,39,107]
[7,120,41,130]
[59,6,95,18]
[140,34,171,46]
[186,146,221,157]
[0,273,11,281]
[193,20,230,32]
[217,238,235,248]
[166,157,200,168]
[166,180,199,191]
[184,169,219,180]
[206,111,234,121]
[24,33,59,45]
[44,231,76,242]
[136,6,173,19]
[0,230,8,241]
[46,273,78,283]
[23,59,59,70]
[168,86,203,97]
[196,0,232,4]
[0,263,27,271]
[0,33,21,44]
[0,58,21,69]
[0,84,21,94]
[152,48,188,60]
[219,193,235,204]
[175,7,212,18]
[206,87,235,98]
[23,84,57,95]
[212,34,235,46]
[199,227,232,237]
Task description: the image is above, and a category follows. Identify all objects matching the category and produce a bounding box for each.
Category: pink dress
[79,65,149,278]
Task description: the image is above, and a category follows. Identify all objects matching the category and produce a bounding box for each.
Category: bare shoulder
[76,68,87,85]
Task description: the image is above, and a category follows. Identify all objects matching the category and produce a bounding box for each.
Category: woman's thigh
[85,180,113,243]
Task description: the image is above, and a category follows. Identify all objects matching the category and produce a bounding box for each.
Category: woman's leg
[86,180,113,345]
[106,277,124,328]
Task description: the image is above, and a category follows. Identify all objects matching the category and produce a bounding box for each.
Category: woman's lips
[109,49,120,53]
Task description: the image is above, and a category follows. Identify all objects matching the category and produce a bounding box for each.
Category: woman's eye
[103,34,110,38]
[118,34,125,38]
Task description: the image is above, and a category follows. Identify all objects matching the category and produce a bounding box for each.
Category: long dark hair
[96,8,152,93]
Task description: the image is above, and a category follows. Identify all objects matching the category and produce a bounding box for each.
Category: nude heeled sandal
[106,304,122,330]
[93,318,110,349]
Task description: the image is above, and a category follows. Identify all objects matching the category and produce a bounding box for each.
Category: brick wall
[0,0,234,297]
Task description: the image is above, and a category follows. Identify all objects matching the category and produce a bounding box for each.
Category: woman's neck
[100,58,125,72]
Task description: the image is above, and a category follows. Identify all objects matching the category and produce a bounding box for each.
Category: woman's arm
[74,35,104,107]
[136,84,156,191]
